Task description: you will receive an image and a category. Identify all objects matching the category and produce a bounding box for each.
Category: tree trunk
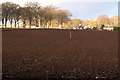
[17,20,19,28]
[58,21,61,29]
[35,19,38,28]
[44,20,48,28]
[61,22,63,29]
[50,20,52,28]
[39,19,40,27]
[15,20,17,28]
[2,17,4,28]
[5,17,7,29]
[40,19,43,27]
[10,18,12,28]
[29,20,32,28]
[46,21,49,28]
[23,20,26,28]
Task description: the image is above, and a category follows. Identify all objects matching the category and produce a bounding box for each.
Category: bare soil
[2,29,119,79]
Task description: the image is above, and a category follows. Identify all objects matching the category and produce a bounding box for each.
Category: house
[103,27,113,31]
[75,24,84,29]
[103,25,119,31]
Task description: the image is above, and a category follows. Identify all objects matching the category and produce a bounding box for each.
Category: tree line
[2,2,72,29]
[66,15,118,29]
[1,2,118,29]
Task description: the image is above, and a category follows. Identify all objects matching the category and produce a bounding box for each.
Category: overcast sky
[0,0,118,20]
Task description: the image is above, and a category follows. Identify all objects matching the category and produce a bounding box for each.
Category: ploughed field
[2,29,119,79]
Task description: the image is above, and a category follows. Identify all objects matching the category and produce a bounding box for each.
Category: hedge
[113,27,120,31]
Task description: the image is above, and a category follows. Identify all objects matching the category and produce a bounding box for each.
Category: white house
[103,27,113,31]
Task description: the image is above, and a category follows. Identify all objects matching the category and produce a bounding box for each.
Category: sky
[57,2,118,20]
[0,0,119,20]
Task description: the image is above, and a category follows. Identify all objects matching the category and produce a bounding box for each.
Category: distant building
[75,24,84,29]
[103,27,113,31]
[105,25,119,28]
[103,25,119,31]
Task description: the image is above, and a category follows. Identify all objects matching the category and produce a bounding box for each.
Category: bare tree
[2,2,11,28]
[87,18,96,28]
[38,7,44,27]
[2,2,19,28]
[110,16,118,26]
[25,2,41,28]
[55,9,72,29]
[41,5,57,28]
[13,6,21,28]
[96,15,110,27]
[10,3,19,28]
[20,7,28,28]
[2,1,72,29]
[24,4,33,28]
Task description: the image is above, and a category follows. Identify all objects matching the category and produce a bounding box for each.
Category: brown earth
[2,29,119,79]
